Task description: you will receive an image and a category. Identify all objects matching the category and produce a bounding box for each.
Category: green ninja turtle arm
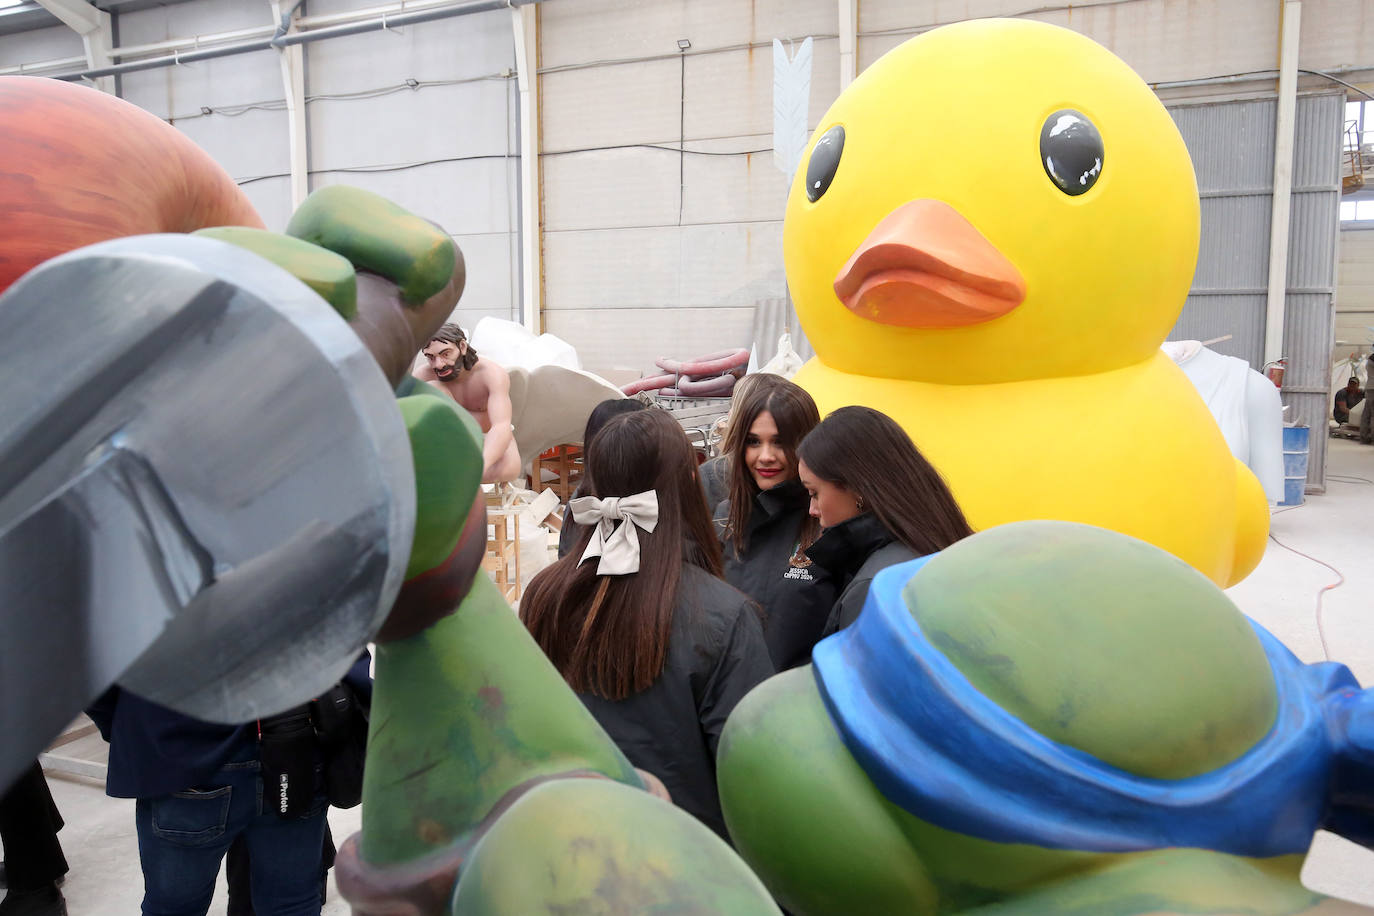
[211,190,777,913]
[206,185,465,387]
[193,226,358,319]
[341,388,780,914]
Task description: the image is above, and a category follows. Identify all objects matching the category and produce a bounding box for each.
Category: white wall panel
[855,0,1277,83]
[305,82,513,174]
[0,24,81,67]
[117,0,270,43]
[119,50,283,120]
[538,0,841,373]
[542,57,683,150]
[545,137,792,233]
[1339,229,1374,296]
[449,231,518,325]
[1300,0,1374,74]
[542,26,841,150]
[544,147,682,231]
[305,9,514,92]
[544,221,785,311]
[1336,227,1374,354]
[684,41,842,142]
[546,306,756,375]
[681,138,791,227]
[539,0,835,70]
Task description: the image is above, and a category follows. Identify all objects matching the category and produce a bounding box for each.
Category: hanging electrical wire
[233,142,772,186]
[168,73,511,122]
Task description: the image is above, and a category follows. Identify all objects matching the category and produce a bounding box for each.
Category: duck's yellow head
[785,19,1199,385]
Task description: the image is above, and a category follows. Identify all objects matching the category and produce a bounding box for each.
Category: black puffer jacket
[575,564,774,842]
[715,480,837,670]
[807,512,919,638]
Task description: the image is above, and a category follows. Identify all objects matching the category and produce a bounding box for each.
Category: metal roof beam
[34,0,102,34]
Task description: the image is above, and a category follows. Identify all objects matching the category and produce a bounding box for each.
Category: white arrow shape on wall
[773,37,813,179]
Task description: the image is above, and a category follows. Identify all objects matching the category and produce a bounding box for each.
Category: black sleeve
[822,576,875,637]
[85,686,121,742]
[342,650,373,704]
[557,514,581,558]
[698,601,775,757]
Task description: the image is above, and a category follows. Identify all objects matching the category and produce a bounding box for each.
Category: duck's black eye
[1041,110,1103,196]
[805,125,845,202]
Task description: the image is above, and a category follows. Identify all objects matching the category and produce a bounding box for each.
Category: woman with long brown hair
[798,405,974,635]
[520,408,774,841]
[697,372,789,510]
[715,378,837,669]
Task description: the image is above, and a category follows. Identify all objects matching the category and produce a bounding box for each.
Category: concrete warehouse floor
[10,438,1374,913]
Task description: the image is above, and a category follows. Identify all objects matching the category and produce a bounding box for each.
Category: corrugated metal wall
[1167,92,1343,492]
[4,1,524,332]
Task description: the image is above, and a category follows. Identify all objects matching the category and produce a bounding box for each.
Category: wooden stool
[528,444,584,503]
[483,490,521,603]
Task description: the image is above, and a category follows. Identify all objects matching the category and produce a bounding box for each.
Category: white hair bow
[569,491,660,575]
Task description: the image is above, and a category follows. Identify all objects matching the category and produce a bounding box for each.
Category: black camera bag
[257,705,317,819]
[310,682,369,810]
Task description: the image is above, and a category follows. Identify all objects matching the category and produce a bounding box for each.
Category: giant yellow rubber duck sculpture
[788,18,1269,587]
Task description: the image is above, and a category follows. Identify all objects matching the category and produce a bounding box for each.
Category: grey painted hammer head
[0,234,415,790]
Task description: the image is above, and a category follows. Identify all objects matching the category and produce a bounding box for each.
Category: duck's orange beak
[833,199,1026,328]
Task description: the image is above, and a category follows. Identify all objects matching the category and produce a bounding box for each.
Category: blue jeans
[134,746,327,916]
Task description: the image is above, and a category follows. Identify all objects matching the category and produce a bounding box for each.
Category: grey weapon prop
[0,234,414,791]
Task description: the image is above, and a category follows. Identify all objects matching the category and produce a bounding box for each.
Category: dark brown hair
[429,322,478,370]
[521,408,722,699]
[584,398,647,449]
[798,406,974,555]
[721,377,821,556]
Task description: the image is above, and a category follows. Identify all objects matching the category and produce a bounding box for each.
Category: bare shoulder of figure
[476,356,510,383]
[478,354,511,376]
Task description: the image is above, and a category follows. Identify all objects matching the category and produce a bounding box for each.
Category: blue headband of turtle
[811,556,1374,856]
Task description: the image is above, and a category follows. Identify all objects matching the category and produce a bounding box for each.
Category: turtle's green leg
[359,572,644,867]
[332,385,776,914]
[452,778,780,914]
[719,667,1115,915]
[718,667,940,915]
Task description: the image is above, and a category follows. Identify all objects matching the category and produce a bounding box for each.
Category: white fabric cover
[1162,340,1284,504]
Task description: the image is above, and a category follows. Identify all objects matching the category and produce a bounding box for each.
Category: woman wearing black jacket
[798,406,975,636]
[715,378,837,670]
[521,408,773,842]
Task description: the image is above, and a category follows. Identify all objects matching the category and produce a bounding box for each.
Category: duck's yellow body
[797,353,1269,586]
[784,18,1269,586]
